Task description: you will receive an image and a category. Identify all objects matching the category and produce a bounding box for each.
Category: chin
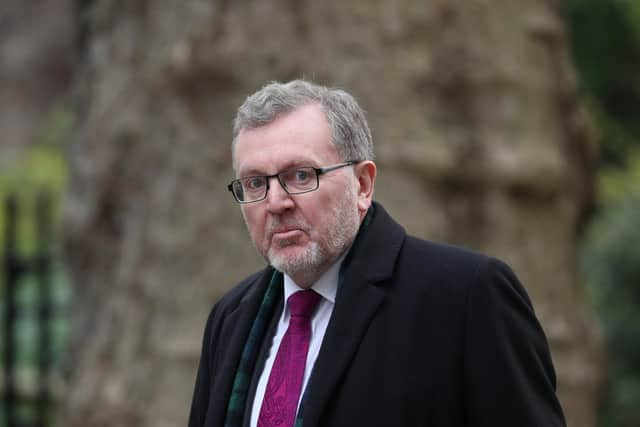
[268,243,324,277]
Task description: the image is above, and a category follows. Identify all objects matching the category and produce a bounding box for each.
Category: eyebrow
[239,160,317,178]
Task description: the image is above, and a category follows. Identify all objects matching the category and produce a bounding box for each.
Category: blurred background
[0,0,638,426]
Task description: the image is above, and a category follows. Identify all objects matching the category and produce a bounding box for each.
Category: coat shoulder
[401,235,493,279]
[207,268,271,318]
[395,235,527,307]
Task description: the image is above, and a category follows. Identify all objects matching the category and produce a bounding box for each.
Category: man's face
[233,104,362,285]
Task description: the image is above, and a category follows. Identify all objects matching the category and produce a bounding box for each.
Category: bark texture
[0,0,73,159]
[63,1,604,426]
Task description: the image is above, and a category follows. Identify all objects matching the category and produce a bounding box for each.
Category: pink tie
[258,289,322,427]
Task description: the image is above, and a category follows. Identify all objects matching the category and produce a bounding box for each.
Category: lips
[267,222,307,245]
[272,228,303,240]
[268,220,306,236]
[272,226,298,234]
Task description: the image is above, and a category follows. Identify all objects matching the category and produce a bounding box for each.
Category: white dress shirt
[249,254,345,427]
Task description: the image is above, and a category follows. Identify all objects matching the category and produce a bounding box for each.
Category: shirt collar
[283,250,348,307]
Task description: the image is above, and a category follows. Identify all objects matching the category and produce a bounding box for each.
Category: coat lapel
[206,267,277,426]
[300,203,406,427]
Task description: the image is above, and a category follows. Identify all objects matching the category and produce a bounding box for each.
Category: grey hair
[232,80,374,165]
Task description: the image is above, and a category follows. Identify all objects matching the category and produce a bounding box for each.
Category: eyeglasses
[228,161,359,203]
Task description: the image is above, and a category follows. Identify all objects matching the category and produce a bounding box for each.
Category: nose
[265,176,294,213]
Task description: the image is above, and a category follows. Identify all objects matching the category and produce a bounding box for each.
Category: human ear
[354,161,376,214]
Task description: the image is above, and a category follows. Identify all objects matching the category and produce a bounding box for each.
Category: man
[189,80,566,427]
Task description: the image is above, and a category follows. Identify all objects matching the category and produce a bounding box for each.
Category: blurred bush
[568,0,640,166]
[582,155,640,427]
[569,0,640,426]
[0,106,70,253]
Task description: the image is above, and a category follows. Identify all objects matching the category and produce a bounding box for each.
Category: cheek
[242,208,264,237]
[305,198,334,231]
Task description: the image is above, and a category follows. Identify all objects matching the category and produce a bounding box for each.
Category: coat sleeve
[463,258,566,426]
[188,306,219,427]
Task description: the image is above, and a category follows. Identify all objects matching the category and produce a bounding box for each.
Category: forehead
[234,104,339,175]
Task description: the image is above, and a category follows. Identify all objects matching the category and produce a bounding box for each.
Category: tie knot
[288,290,321,318]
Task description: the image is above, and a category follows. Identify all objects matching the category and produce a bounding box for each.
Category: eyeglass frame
[227,160,360,204]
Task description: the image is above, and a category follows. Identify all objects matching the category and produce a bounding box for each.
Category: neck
[283,243,353,289]
[290,273,322,289]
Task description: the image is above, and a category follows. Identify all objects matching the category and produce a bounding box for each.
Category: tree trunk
[0,0,74,158]
[63,1,604,426]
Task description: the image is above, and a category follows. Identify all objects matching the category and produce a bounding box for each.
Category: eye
[245,176,266,190]
[294,169,311,182]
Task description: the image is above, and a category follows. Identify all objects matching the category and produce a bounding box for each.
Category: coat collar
[299,202,406,427]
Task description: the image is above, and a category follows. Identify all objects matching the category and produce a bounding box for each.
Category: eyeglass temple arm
[316,160,358,175]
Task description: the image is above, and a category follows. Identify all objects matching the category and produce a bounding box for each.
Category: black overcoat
[189,202,566,427]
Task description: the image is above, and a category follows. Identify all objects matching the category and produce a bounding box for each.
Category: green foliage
[568,0,640,166]
[583,158,640,426]
[0,106,70,254]
[569,1,640,425]
[599,150,640,203]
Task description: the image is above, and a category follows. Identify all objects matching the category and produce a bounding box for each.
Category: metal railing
[2,193,61,427]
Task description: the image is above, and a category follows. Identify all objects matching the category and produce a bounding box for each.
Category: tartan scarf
[223,206,375,427]
[223,269,282,427]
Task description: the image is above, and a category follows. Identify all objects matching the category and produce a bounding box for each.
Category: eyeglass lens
[234,167,318,202]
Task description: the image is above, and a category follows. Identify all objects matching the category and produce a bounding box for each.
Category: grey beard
[267,193,360,285]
